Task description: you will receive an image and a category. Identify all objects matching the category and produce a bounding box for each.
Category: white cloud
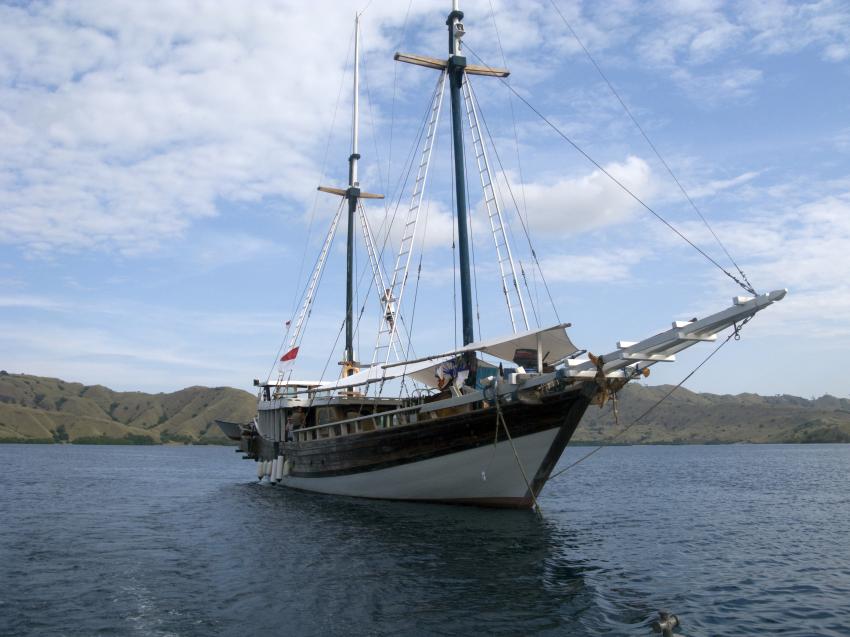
[519,155,657,237]
[627,0,849,104]
[741,0,850,59]
[0,0,418,255]
[688,171,761,199]
[671,66,763,103]
[538,250,647,283]
[0,294,67,311]
[366,197,456,257]
[671,188,850,339]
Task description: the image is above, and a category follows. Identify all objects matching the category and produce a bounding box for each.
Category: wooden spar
[318,186,383,199]
[394,52,509,77]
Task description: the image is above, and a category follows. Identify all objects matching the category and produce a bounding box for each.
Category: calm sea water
[1,443,848,637]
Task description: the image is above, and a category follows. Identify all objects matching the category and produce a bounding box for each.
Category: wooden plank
[466,63,510,77]
[284,383,592,478]
[394,52,447,70]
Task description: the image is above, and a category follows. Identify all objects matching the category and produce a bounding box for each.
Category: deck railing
[294,403,425,442]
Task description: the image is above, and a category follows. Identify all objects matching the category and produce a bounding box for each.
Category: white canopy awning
[317,355,455,391]
[383,323,578,368]
[308,324,577,392]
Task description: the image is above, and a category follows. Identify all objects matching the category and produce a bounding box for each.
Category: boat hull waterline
[282,427,563,508]
[235,381,594,508]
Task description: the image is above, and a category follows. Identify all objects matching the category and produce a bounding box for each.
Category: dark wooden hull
[272,381,596,507]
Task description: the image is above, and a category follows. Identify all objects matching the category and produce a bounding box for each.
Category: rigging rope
[387,0,414,195]
[548,317,751,480]
[546,0,755,295]
[487,0,542,324]
[263,31,354,385]
[346,74,442,379]
[468,80,559,325]
[494,385,542,515]
[487,0,530,222]
[397,192,435,398]
[462,43,757,296]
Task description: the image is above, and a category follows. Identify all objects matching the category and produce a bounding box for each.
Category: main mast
[446,1,474,355]
[393,2,509,382]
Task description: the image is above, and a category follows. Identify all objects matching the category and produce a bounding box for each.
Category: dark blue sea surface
[1,443,848,636]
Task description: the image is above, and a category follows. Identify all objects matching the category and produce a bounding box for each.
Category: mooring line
[494,385,542,515]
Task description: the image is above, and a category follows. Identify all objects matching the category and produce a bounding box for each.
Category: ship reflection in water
[237,486,600,634]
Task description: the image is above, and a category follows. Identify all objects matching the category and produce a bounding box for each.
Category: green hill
[0,371,256,444]
[574,384,850,444]
[1,371,848,444]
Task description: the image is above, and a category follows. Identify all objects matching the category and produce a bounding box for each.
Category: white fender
[256,461,263,480]
[270,457,278,483]
[282,459,291,477]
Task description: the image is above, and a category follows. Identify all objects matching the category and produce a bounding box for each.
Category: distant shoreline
[1,438,846,447]
[3,372,850,445]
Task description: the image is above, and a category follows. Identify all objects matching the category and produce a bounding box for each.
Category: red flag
[280,346,299,362]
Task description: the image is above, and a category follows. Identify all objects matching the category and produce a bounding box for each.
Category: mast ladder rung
[371,70,447,367]
[461,73,529,333]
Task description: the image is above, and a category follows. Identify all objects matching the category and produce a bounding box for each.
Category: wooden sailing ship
[218,2,785,508]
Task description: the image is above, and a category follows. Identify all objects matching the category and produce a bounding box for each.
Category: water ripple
[0,443,848,636]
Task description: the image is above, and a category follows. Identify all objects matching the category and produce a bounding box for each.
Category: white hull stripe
[278,427,560,504]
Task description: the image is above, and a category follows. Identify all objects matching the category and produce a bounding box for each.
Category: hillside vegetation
[1,371,848,444]
[0,372,255,444]
[575,384,850,444]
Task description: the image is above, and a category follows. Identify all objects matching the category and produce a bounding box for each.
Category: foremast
[345,13,361,377]
[318,13,383,378]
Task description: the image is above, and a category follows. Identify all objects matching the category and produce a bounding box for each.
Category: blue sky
[1,0,849,398]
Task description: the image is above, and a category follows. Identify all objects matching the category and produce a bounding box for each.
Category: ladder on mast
[357,201,406,363]
[276,201,345,380]
[462,75,529,332]
[372,71,447,366]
